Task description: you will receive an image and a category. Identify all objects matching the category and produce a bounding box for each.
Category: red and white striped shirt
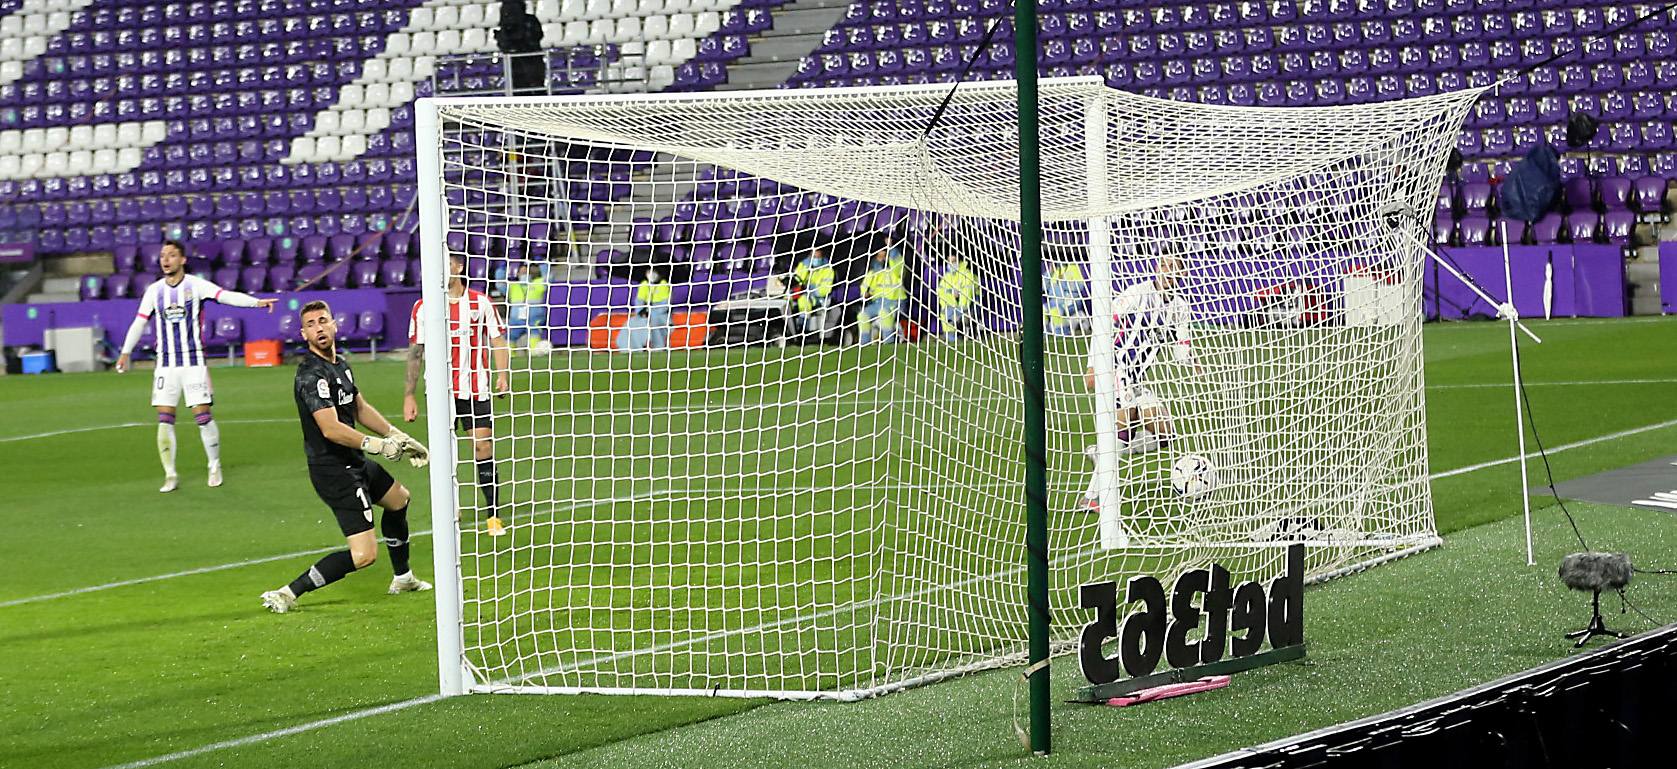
[409,290,504,401]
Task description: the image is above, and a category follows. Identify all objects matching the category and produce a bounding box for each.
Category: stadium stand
[0,0,1672,311]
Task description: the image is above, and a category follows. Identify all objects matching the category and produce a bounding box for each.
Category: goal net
[416,77,1481,699]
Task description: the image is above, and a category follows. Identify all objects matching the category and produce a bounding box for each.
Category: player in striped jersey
[403,253,511,535]
[116,240,276,492]
[1079,256,1195,511]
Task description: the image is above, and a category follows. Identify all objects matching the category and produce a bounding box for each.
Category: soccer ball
[1170,454,1216,498]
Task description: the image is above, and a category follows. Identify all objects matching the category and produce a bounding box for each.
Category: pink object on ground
[1105,675,1231,707]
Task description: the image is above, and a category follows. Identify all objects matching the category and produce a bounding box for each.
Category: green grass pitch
[4,316,1677,768]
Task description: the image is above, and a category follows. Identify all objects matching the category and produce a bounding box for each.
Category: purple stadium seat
[239,266,268,293]
[356,233,384,260]
[79,275,105,301]
[1633,178,1668,213]
[358,311,384,343]
[1431,212,1454,245]
[273,238,299,265]
[268,263,298,291]
[1599,178,1632,211]
[211,317,242,350]
[1457,216,1491,246]
[106,273,134,299]
[300,236,328,263]
[380,259,409,287]
[328,234,356,262]
[1566,212,1600,244]
[1499,219,1527,246]
[333,310,359,341]
[353,260,382,288]
[1531,213,1564,244]
[112,245,139,273]
[277,312,299,339]
[1460,183,1492,213]
[324,262,352,290]
[246,238,273,266]
[1563,177,1594,211]
[1602,210,1636,245]
[213,266,240,289]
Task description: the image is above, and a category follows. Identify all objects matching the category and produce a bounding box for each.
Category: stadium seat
[211,317,243,352]
[333,310,360,340]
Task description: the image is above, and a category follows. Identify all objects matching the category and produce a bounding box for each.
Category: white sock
[157,423,177,477]
[199,419,221,468]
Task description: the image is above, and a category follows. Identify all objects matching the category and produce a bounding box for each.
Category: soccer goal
[415,77,1481,700]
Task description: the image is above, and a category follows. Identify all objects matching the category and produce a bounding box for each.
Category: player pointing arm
[113,240,277,491]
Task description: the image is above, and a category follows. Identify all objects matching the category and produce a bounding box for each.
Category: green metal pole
[1012,0,1051,756]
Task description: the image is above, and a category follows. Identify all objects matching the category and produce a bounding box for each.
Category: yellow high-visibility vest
[793,261,835,301]
[862,258,906,301]
[508,276,546,305]
[637,281,672,305]
[938,264,978,308]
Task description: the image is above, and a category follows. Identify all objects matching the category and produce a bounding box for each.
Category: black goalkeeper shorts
[308,458,397,537]
[454,397,493,431]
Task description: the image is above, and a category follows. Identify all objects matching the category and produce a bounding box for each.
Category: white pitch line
[0,417,293,443]
[1429,378,1677,390]
[97,694,448,769]
[88,412,1677,769]
[0,492,660,609]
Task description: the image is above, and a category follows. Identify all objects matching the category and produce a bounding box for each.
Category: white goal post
[418,77,1483,699]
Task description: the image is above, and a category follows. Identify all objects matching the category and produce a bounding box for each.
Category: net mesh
[423,77,1482,699]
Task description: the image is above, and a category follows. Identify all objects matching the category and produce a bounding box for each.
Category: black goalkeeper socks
[288,550,358,596]
[476,459,498,512]
[382,505,411,576]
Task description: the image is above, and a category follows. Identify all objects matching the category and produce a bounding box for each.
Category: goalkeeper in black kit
[260,301,433,613]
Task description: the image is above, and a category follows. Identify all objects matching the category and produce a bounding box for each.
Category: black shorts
[308,458,397,537]
[454,397,492,431]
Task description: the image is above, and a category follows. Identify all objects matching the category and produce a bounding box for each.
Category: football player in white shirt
[403,253,511,535]
[1080,256,1195,511]
[115,240,276,491]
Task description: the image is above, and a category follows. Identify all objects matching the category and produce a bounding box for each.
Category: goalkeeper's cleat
[260,588,296,614]
[486,516,507,537]
[207,464,223,488]
[159,475,179,493]
[388,572,433,595]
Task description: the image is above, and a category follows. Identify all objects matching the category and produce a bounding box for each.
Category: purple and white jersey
[134,275,229,368]
[1087,279,1192,380]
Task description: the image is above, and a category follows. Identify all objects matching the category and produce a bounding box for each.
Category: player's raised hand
[257,298,278,313]
[115,354,131,373]
[402,394,419,423]
[494,372,509,397]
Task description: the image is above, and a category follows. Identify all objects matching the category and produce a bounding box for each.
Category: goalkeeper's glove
[361,434,404,461]
[385,427,431,468]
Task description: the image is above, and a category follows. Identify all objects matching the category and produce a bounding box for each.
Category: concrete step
[1626,261,1661,316]
[40,276,81,293]
[44,253,112,276]
[718,61,801,91]
[760,6,849,37]
[27,292,79,304]
[744,34,820,62]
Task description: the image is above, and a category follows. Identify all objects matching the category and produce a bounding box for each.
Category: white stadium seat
[115,122,142,147]
[670,37,697,62]
[667,13,694,38]
[461,28,491,52]
[23,36,47,60]
[92,148,119,173]
[0,130,19,154]
[20,128,45,153]
[366,107,392,132]
[141,121,166,143]
[364,82,392,108]
[68,124,93,150]
[586,19,612,44]
[17,153,43,178]
[42,126,68,151]
[610,0,636,18]
[42,151,68,177]
[339,109,366,134]
[619,40,644,55]
[642,13,668,39]
[536,0,561,21]
[408,7,435,29]
[649,64,674,90]
[662,0,691,11]
[315,136,342,161]
[645,39,673,65]
[22,13,47,35]
[342,135,367,159]
[385,32,410,56]
[615,16,641,41]
[47,11,71,32]
[92,123,117,150]
[116,147,142,171]
[0,15,20,36]
[693,11,719,36]
[0,38,21,62]
[387,57,414,81]
[688,0,723,10]
[391,80,417,105]
[289,136,315,161]
[636,0,665,17]
[0,155,19,180]
[410,31,437,54]
[0,60,21,82]
[556,0,584,22]
[433,6,460,29]
[313,111,341,135]
[333,85,360,110]
[361,59,388,82]
[410,57,435,80]
[561,20,589,45]
[459,4,484,28]
[66,150,93,175]
[482,4,501,27]
[582,0,610,21]
[436,29,462,52]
